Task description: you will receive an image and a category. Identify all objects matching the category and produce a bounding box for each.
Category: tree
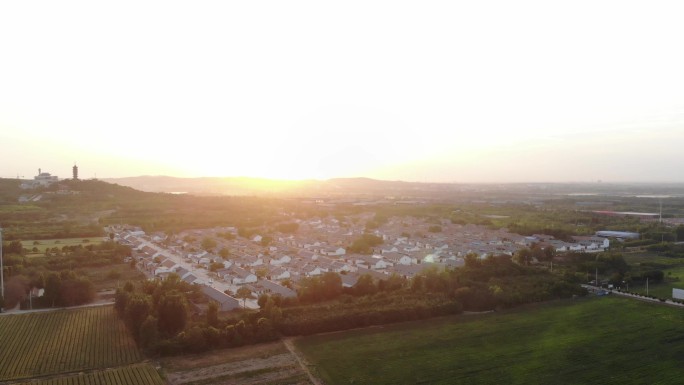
[277,222,299,233]
[44,273,61,307]
[261,297,282,324]
[184,326,207,353]
[353,274,377,296]
[676,225,684,242]
[464,252,480,268]
[219,248,230,259]
[255,267,268,279]
[236,287,253,308]
[348,234,383,255]
[59,275,95,306]
[139,316,159,350]
[201,237,217,251]
[157,291,188,336]
[209,262,224,272]
[115,288,131,316]
[320,272,342,300]
[4,276,29,309]
[260,236,273,247]
[411,275,425,292]
[382,274,406,291]
[530,244,546,262]
[543,246,556,261]
[125,293,152,341]
[298,276,323,303]
[513,248,531,266]
[206,301,219,327]
[2,240,24,256]
[641,270,664,284]
[255,317,276,341]
[257,293,269,308]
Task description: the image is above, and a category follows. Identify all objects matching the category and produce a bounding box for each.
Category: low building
[595,231,640,240]
[201,286,240,311]
[20,168,59,189]
[255,279,297,298]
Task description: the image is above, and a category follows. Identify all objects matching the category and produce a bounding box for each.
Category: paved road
[582,284,684,308]
[137,238,259,309]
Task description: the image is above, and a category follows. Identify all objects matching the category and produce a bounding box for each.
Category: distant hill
[102,176,684,200]
[102,176,449,197]
[103,176,318,196]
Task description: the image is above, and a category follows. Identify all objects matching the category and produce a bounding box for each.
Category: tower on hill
[73,163,78,180]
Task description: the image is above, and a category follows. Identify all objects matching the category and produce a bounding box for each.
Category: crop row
[13,364,164,385]
[0,306,141,381]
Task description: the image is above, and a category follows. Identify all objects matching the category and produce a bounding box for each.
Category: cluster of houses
[110,216,611,311]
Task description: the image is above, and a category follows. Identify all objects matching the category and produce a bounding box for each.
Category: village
[108,215,611,312]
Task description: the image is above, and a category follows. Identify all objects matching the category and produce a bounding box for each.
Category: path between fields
[0,300,114,316]
[283,338,324,385]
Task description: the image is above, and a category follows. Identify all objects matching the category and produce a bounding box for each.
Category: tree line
[116,253,585,356]
[0,240,130,310]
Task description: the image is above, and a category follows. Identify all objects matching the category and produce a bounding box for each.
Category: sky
[1,1,683,183]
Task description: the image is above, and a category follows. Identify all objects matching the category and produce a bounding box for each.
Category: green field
[83,262,146,291]
[14,364,165,385]
[619,252,684,299]
[295,297,684,385]
[621,252,684,267]
[0,306,142,382]
[21,237,107,255]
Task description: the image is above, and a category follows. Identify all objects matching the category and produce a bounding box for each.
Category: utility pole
[595,254,599,288]
[646,277,649,296]
[659,199,662,224]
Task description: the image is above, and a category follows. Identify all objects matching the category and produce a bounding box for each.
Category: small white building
[21,168,59,189]
[673,288,684,300]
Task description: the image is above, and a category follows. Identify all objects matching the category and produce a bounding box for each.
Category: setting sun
[1,1,683,183]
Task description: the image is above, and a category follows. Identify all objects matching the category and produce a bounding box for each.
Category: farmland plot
[161,341,314,385]
[296,297,684,385]
[0,306,141,381]
[13,364,165,385]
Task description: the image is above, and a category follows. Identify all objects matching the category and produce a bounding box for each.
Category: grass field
[13,364,165,385]
[21,237,107,256]
[0,306,142,382]
[630,265,684,299]
[620,252,684,298]
[83,262,146,291]
[621,251,684,267]
[295,297,684,385]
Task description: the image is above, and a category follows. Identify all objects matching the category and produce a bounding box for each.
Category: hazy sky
[1,1,683,183]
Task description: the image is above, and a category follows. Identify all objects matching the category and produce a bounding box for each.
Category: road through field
[284,338,323,385]
[582,284,684,307]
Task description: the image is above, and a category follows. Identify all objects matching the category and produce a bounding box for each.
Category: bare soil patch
[162,342,314,385]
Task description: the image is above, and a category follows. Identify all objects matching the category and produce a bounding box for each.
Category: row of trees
[3,270,95,309]
[560,251,667,288]
[0,240,125,310]
[114,274,280,354]
[275,254,585,336]
[117,253,586,356]
[114,276,197,345]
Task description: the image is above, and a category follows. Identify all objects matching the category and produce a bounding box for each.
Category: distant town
[112,214,614,311]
